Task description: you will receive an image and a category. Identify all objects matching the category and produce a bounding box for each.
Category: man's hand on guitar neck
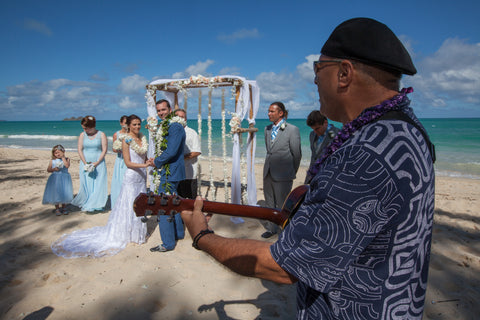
[180,196,213,238]
[181,197,297,285]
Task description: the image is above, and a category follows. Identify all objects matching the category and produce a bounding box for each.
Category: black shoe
[150,245,168,252]
[261,231,276,239]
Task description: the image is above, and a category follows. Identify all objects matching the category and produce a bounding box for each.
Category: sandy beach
[0,147,479,320]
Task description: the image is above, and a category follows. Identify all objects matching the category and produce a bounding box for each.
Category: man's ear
[337,60,354,88]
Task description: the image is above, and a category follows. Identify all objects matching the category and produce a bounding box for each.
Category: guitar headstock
[133,192,189,222]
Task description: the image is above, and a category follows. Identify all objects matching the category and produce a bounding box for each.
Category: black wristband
[192,229,214,250]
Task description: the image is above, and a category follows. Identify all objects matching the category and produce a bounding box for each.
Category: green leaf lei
[151,112,186,194]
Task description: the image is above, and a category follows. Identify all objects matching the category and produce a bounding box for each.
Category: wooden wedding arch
[145,75,260,205]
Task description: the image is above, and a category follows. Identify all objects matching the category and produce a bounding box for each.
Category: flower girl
[42,145,73,215]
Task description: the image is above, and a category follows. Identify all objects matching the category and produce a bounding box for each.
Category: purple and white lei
[308,87,413,178]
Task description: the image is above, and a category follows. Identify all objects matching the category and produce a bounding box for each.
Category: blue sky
[1,0,479,121]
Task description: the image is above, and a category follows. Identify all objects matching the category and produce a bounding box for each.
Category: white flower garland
[207,88,214,200]
[146,115,186,193]
[221,89,228,203]
[124,134,148,155]
[154,116,186,156]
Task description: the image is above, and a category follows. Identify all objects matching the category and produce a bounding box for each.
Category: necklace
[125,133,148,155]
[146,113,186,194]
[308,87,413,178]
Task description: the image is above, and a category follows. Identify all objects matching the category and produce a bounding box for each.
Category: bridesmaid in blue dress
[110,115,128,208]
[42,144,73,215]
[71,115,108,212]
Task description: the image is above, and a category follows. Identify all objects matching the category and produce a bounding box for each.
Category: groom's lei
[147,112,186,194]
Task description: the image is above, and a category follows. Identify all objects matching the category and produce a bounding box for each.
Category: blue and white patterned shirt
[271,106,435,319]
[271,118,286,141]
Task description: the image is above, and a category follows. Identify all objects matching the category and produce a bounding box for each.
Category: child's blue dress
[42,159,73,205]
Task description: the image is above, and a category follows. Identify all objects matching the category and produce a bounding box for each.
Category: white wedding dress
[52,146,147,258]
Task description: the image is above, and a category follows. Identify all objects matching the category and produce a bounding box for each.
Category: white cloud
[117,74,148,94]
[218,66,241,76]
[405,38,480,111]
[118,96,138,109]
[217,28,261,44]
[0,78,107,119]
[256,72,296,102]
[23,18,52,36]
[90,73,109,82]
[398,35,416,60]
[296,54,319,83]
[172,60,215,78]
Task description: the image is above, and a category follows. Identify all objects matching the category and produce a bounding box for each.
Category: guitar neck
[134,185,309,227]
[176,199,287,226]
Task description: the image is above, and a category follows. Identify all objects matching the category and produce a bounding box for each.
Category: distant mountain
[63,117,83,121]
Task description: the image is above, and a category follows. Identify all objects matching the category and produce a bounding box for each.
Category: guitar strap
[377,110,436,163]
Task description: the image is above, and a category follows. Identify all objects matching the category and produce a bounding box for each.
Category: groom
[150,99,186,253]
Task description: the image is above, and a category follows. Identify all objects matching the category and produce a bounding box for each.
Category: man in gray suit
[304,110,339,183]
[262,101,302,238]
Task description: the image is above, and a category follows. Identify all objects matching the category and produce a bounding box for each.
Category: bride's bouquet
[112,139,123,152]
[113,133,127,152]
[84,162,95,173]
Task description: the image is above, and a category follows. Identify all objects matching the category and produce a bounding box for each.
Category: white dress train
[52,146,147,258]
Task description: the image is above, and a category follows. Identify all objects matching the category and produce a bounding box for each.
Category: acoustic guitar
[133,184,309,229]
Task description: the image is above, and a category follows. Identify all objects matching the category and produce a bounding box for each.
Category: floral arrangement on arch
[229,112,242,135]
[147,75,244,95]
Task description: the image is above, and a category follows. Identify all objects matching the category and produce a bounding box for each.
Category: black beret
[321,18,417,75]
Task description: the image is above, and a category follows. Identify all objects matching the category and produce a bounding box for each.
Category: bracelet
[192,229,214,250]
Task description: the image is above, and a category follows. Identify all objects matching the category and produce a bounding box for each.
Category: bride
[52,114,155,258]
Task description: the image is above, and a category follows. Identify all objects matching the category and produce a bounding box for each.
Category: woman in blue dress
[42,144,73,215]
[110,115,128,208]
[71,115,108,212]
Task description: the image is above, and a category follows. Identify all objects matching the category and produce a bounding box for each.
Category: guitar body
[133,184,309,229]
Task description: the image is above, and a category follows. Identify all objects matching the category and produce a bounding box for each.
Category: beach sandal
[55,209,62,216]
[62,209,69,215]
[150,245,168,252]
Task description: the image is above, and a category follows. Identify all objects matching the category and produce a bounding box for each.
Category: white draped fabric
[245,80,260,205]
[145,75,259,205]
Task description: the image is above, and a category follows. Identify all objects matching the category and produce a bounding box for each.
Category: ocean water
[0,118,479,179]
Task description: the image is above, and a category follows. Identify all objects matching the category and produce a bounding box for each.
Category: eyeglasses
[313,59,343,73]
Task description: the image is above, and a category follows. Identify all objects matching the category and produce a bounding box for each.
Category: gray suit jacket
[263,122,302,181]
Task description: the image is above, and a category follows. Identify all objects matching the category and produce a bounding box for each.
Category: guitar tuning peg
[172,195,181,206]
[141,209,152,223]
[160,194,168,206]
[147,192,155,205]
